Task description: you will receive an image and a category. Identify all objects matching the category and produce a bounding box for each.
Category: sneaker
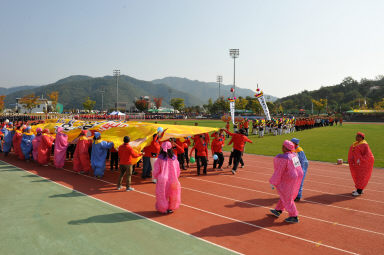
[231,170,236,175]
[126,187,135,191]
[294,197,301,202]
[352,190,361,197]
[270,209,282,217]
[117,186,121,190]
[167,209,174,214]
[152,179,157,184]
[284,216,299,223]
[240,165,244,168]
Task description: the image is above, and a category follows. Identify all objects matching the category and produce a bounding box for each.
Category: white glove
[270,184,275,190]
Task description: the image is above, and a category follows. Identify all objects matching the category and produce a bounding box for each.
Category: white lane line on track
[239,167,384,186]
[185,177,384,217]
[229,175,384,204]
[181,186,384,237]
[1,160,359,255]
[234,173,384,193]
[237,157,384,181]
[0,160,242,255]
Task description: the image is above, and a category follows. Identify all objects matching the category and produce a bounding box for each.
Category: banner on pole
[254,88,271,120]
[230,101,235,124]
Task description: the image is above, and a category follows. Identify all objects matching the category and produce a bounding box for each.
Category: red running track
[2,152,383,255]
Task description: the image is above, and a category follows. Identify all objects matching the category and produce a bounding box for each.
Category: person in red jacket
[183,137,191,167]
[211,132,224,170]
[118,136,142,191]
[37,129,55,166]
[223,128,252,174]
[175,138,187,170]
[190,135,208,175]
[73,130,92,174]
[348,132,375,196]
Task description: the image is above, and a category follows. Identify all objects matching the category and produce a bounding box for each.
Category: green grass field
[144,120,384,168]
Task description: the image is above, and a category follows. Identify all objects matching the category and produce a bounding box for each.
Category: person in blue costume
[21,126,35,161]
[91,132,114,178]
[291,138,309,201]
[2,122,14,156]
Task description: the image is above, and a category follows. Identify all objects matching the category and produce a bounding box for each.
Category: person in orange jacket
[223,128,252,174]
[190,135,209,175]
[118,136,143,191]
[211,132,224,170]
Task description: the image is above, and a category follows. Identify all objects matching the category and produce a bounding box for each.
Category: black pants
[232,149,243,171]
[229,151,243,166]
[142,156,152,178]
[196,156,207,175]
[184,148,189,165]
[213,152,224,169]
[66,144,75,159]
[177,153,185,169]
[110,152,118,170]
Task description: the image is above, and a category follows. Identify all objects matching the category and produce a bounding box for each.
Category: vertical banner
[230,101,235,124]
[254,88,271,120]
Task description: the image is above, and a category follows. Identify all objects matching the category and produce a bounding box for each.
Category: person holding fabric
[13,126,24,160]
[37,129,55,166]
[153,141,181,214]
[73,130,92,174]
[91,132,114,178]
[117,136,142,191]
[211,132,224,171]
[109,147,119,171]
[21,126,35,161]
[2,122,14,156]
[54,127,68,169]
[174,138,186,170]
[291,138,309,201]
[32,128,42,161]
[189,135,208,175]
[348,132,375,196]
[183,137,190,168]
[223,128,252,174]
[269,140,303,223]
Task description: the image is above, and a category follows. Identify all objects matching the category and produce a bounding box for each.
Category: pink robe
[32,135,42,161]
[153,155,181,213]
[270,152,303,217]
[348,140,374,190]
[54,128,68,168]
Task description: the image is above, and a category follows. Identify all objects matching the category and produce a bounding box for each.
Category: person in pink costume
[269,140,303,223]
[32,128,42,161]
[153,141,181,214]
[54,127,68,169]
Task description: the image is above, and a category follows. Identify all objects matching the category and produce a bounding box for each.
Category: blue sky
[1,0,383,97]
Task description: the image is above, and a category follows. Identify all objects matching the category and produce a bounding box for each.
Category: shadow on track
[192,215,288,237]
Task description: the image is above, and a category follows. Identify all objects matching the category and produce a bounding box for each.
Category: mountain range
[3,75,277,110]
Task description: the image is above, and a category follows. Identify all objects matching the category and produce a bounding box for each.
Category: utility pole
[113,69,120,111]
[229,49,239,98]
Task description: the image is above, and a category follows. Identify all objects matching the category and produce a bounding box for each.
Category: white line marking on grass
[0,160,242,255]
[1,161,359,254]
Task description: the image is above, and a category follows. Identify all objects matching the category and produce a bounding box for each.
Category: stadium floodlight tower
[113,69,120,111]
[216,75,223,99]
[229,49,239,98]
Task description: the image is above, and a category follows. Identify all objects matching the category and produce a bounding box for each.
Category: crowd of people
[0,117,374,222]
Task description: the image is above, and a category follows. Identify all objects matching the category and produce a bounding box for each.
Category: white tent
[109,111,126,116]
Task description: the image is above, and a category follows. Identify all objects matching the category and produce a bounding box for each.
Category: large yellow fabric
[31,119,219,156]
